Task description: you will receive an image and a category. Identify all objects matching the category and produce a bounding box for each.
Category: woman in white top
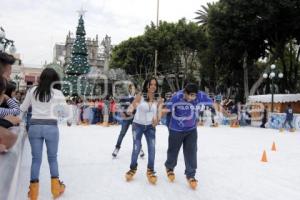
[125,77,163,184]
[20,68,66,200]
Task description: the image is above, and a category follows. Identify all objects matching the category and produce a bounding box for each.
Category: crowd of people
[64,96,118,126]
[0,52,297,199]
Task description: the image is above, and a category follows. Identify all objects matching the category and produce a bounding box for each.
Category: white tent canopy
[248,94,300,103]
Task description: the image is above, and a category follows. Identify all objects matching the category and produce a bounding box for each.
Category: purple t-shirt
[167,90,213,132]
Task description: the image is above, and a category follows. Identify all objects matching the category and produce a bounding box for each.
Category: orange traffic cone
[261,150,268,162]
[271,142,277,151]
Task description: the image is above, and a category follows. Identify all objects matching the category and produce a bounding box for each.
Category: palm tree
[195,3,216,29]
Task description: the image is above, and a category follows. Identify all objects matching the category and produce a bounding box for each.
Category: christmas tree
[63,14,91,96]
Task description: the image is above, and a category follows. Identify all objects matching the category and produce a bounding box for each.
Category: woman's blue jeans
[130,123,156,170]
[28,121,60,181]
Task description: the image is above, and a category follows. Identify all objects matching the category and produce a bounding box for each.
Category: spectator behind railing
[0,52,21,153]
[5,80,19,104]
[0,78,21,120]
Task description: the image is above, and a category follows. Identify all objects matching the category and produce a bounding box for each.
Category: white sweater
[20,86,68,120]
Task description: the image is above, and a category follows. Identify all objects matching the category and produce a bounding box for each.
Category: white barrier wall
[268,113,300,130]
[0,126,27,200]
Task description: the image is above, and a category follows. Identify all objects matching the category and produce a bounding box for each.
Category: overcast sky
[0,0,215,66]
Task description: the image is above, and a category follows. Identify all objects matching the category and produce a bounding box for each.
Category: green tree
[63,15,91,96]
[110,19,207,91]
[198,0,300,100]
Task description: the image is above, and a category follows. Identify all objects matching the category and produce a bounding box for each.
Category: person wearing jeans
[112,84,145,158]
[124,78,162,184]
[20,68,67,200]
[280,104,295,132]
[163,83,212,189]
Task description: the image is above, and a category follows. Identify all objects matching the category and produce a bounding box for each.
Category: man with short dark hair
[163,83,212,189]
[0,52,16,80]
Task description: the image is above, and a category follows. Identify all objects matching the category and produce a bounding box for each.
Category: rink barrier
[0,125,27,200]
[268,113,300,130]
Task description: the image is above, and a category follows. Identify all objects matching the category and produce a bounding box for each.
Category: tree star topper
[77,6,87,17]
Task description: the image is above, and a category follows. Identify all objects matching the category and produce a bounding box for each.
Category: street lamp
[156,73,164,95]
[14,74,23,91]
[0,27,17,53]
[154,0,160,77]
[263,64,283,112]
[157,75,164,86]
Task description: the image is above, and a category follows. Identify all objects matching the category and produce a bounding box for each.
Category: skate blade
[52,193,64,199]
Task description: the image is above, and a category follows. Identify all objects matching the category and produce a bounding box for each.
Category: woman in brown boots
[20,68,66,199]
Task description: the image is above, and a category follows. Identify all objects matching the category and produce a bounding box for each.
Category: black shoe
[112,147,120,157]
[139,149,145,158]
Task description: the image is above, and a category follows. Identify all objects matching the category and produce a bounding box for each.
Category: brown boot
[166,168,175,182]
[146,168,157,184]
[279,128,284,132]
[28,181,39,200]
[125,167,137,181]
[51,178,65,198]
[187,178,198,190]
[290,128,296,132]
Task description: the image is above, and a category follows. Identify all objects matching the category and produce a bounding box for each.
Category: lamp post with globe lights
[263,64,284,112]
[0,27,17,53]
[14,73,23,91]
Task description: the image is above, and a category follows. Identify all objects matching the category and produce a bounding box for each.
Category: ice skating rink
[16,125,300,200]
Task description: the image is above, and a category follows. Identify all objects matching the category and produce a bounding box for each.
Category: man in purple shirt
[164,83,212,189]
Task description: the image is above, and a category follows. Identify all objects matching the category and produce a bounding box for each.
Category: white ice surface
[16,125,300,200]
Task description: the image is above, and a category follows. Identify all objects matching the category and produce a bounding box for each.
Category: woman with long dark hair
[20,68,66,200]
[125,77,162,184]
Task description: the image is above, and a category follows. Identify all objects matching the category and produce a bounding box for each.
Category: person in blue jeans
[163,83,212,189]
[280,104,295,132]
[20,68,67,200]
[124,78,162,184]
[112,84,145,158]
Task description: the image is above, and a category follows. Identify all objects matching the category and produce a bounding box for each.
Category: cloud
[0,0,214,65]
